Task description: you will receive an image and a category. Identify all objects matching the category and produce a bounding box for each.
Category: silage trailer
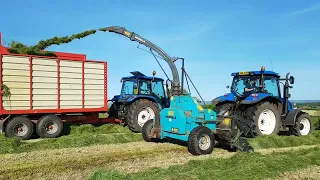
[0,32,119,140]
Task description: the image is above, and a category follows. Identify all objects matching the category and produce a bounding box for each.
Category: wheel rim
[199,134,211,150]
[137,107,155,127]
[299,118,311,135]
[258,109,276,135]
[13,123,28,137]
[44,121,58,134]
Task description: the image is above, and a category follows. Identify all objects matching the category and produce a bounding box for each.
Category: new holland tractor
[104,26,255,155]
[108,71,170,132]
[212,67,313,138]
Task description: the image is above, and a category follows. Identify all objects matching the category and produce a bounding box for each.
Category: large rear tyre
[127,99,159,133]
[5,116,34,140]
[291,113,313,136]
[188,126,215,156]
[215,102,234,116]
[246,102,281,136]
[36,115,63,138]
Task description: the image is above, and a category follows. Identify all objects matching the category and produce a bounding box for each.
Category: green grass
[0,124,142,154]
[248,116,320,149]
[248,131,320,149]
[0,116,319,155]
[88,147,320,180]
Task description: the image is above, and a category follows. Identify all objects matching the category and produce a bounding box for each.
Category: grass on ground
[0,123,142,154]
[88,147,320,180]
[0,117,319,154]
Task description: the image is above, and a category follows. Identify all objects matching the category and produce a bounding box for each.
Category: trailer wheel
[188,126,215,156]
[142,119,159,142]
[36,115,63,138]
[127,99,159,133]
[5,116,34,140]
[291,113,313,136]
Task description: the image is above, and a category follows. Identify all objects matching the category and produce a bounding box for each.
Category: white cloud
[282,3,320,18]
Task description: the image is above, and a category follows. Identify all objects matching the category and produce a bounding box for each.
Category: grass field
[303,109,320,117]
[0,117,319,179]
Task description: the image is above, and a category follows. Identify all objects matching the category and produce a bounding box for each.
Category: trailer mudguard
[212,93,235,104]
[284,109,303,126]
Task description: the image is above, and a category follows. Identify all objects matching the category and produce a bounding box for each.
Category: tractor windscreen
[121,80,138,95]
[231,75,280,98]
[231,76,260,97]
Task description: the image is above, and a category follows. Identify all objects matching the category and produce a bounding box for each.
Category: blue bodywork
[212,70,294,112]
[158,95,217,142]
[111,94,168,110]
[109,72,170,121]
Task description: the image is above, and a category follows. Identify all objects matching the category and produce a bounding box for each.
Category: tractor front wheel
[126,99,159,133]
[188,126,215,155]
[291,113,313,136]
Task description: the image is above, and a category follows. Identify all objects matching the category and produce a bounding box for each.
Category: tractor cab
[230,70,281,99]
[119,71,167,102]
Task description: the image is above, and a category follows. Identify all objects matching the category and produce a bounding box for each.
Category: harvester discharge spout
[100,26,181,96]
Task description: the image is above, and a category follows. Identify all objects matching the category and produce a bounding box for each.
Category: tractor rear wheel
[215,102,234,116]
[245,102,281,136]
[188,126,215,155]
[291,113,313,136]
[126,99,159,133]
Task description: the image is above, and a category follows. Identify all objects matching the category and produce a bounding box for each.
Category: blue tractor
[105,26,255,155]
[108,71,170,132]
[212,66,313,138]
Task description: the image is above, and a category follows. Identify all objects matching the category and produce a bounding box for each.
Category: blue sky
[1,0,319,100]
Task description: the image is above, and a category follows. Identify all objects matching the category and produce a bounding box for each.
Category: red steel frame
[0,32,109,116]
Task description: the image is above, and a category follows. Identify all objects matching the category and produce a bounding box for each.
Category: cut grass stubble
[89,147,320,180]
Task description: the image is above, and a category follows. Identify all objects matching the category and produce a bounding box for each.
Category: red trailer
[0,32,119,140]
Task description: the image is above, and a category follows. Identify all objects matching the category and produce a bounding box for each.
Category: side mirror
[289,76,295,84]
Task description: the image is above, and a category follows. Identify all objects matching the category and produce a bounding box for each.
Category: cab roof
[122,71,164,81]
[231,70,280,77]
